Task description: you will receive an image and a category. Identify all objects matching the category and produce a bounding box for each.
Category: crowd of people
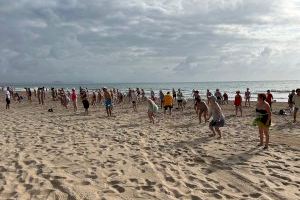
[2,86,300,150]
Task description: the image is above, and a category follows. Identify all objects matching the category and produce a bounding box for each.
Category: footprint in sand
[111,184,125,193]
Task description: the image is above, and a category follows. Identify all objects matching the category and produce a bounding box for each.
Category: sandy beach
[0,93,299,200]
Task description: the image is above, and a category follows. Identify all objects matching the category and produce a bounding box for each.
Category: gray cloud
[0,0,299,83]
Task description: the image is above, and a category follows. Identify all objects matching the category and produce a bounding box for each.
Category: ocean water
[2,80,300,102]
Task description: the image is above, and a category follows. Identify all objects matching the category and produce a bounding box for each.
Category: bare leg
[215,127,222,138]
[204,111,208,122]
[258,127,263,146]
[209,126,216,137]
[240,107,243,117]
[199,111,202,124]
[263,127,269,149]
[109,107,112,116]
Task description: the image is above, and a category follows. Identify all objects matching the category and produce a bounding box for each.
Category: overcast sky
[1,0,300,83]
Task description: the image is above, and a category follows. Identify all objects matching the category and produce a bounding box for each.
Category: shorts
[295,107,299,112]
[164,105,173,110]
[177,100,183,103]
[105,99,112,108]
[6,98,10,104]
[209,118,225,128]
[132,101,136,104]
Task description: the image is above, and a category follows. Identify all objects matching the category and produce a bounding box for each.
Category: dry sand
[0,93,299,200]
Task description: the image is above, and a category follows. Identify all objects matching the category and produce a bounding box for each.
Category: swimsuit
[234,96,242,106]
[254,109,271,126]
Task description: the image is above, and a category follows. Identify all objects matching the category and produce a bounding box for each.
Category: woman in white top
[5,89,11,109]
[208,96,225,139]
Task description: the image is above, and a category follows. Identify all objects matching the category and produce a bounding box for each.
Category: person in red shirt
[234,91,243,117]
[266,90,273,109]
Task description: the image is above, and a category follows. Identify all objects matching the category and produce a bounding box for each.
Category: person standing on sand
[172,88,176,100]
[163,92,173,115]
[194,90,201,113]
[266,90,273,110]
[293,88,300,123]
[215,89,223,104]
[159,90,164,109]
[223,92,228,104]
[254,94,271,149]
[27,88,32,103]
[150,89,155,101]
[71,88,78,112]
[103,87,112,117]
[97,90,102,104]
[91,92,97,106]
[206,89,212,100]
[147,98,158,124]
[245,88,251,107]
[141,89,145,101]
[5,88,11,109]
[288,90,295,113]
[128,88,132,103]
[196,98,208,124]
[234,91,243,117]
[37,88,41,104]
[136,88,141,101]
[177,89,184,111]
[208,96,225,139]
[81,90,90,115]
[132,89,138,112]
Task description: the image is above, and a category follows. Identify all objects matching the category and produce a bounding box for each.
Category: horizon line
[1,79,300,85]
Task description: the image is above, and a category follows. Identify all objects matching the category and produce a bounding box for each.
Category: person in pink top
[71,88,78,112]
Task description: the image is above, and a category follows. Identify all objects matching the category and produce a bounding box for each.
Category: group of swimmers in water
[3,86,300,150]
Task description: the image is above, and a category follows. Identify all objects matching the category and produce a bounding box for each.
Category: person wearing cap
[163,92,173,115]
[234,91,243,117]
[245,88,251,107]
[103,87,113,117]
[208,96,225,138]
[288,90,295,112]
[293,88,300,123]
